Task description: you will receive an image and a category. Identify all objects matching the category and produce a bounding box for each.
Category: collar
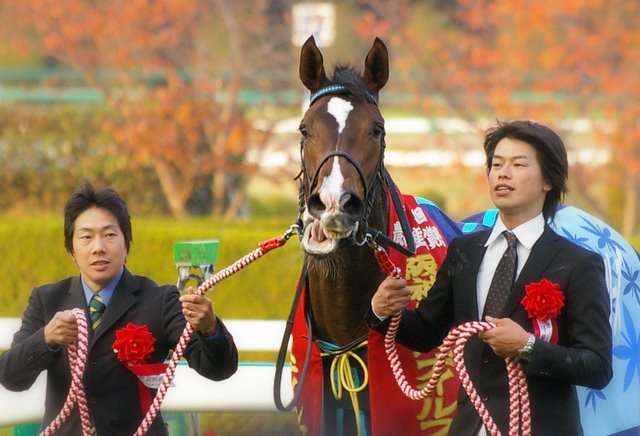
[81,267,124,306]
[485,213,545,250]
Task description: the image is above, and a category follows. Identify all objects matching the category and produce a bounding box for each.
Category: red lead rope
[134,233,292,435]
[40,309,93,436]
[43,228,297,436]
[372,244,531,436]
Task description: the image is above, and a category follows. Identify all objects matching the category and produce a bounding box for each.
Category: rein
[44,226,298,436]
[371,242,532,436]
[273,264,314,412]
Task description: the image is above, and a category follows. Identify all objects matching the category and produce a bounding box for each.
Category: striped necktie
[89,294,106,330]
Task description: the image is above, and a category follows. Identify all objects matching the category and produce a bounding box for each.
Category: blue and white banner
[461,205,640,436]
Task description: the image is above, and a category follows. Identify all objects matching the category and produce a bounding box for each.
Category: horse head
[297,36,389,256]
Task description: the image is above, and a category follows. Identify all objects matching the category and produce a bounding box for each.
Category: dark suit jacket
[373,225,612,435]
[0,268,238,435]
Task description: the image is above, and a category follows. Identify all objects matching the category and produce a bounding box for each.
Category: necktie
[483,231,518,318]
[89,294,106,330]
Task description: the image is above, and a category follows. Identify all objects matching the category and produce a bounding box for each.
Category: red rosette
[112,323,160,413]
[521,279,565,344]
[112,323,156,367]
[521,278,565,321]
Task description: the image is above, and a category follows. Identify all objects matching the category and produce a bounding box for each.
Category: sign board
[292,3,336,47]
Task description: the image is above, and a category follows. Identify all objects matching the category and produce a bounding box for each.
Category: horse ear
[363,37,389,92]
[299,35,327,93]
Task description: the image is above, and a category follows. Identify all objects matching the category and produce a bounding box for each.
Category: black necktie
[483,231,518,318]
[89,294,106,330]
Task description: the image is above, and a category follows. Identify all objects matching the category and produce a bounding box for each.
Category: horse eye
[371,124,384,138]
[299,125,308,138]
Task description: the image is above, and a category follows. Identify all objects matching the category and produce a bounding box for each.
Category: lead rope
[43,226,299,436]
[40,309,93,436]
[371,242,531,436]
[134,228,296,435]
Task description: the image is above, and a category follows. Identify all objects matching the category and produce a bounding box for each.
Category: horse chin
[301,220,352,255]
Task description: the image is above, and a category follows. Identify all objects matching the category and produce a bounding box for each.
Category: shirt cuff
[46,344,61,353]
[202,325,225,343]
[371,300,389,322]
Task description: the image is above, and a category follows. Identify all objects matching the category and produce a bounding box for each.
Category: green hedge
[0,216,304,319]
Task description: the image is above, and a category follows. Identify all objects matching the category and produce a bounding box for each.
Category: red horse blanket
[291,191,459,435]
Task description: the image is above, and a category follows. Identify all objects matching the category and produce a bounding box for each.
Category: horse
[282,36,462,436]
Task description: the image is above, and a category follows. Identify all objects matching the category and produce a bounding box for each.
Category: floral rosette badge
[520,278,565,344]
[112,323,169,412]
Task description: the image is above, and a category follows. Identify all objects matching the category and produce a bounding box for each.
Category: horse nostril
[307,193,326,219]
[340,192,364,220]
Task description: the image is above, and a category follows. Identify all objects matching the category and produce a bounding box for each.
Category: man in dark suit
[0,182,238,435]
[370,120,612,435]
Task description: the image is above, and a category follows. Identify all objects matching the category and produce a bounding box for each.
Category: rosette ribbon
[520,279,565,344]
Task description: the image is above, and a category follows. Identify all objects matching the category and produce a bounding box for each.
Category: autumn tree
[0,0,296,218]
[356,0,640,237]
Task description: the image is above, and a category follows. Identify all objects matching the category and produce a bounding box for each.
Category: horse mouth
[301,220,354,255]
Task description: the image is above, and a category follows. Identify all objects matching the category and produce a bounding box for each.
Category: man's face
[71,206,127,292]
[488,137,551,226]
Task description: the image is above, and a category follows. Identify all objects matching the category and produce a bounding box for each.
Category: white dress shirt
[476,213,545,320]
[475,213,544,436]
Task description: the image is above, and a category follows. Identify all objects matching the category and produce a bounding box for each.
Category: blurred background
[0,0,639,435]
[0,0,638,231]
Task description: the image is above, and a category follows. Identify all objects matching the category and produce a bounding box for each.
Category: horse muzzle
[300,215,360,255]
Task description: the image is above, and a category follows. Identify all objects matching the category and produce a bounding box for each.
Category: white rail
[0,318,293,427]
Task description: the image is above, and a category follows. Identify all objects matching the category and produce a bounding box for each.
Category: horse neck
[306,177,389,347]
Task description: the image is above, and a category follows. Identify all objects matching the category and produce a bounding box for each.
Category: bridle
[298,84,387,248]
[298,83,416,256]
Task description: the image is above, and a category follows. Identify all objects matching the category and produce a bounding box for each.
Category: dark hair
[64,181,132,254]
[484,120,568,221]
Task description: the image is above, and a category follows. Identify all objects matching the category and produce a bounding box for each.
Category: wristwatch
[517,333,536,361]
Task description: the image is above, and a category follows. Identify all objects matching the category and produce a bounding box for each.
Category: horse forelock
[325,66,377,105]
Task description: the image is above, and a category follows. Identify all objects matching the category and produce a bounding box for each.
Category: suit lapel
[91,269,139,344]
[64,277,88,310]
[503,226,561,318]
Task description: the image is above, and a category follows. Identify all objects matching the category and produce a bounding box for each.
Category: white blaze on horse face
[318,157,344,213]
[327,97,352,134]
[319,97,353,216]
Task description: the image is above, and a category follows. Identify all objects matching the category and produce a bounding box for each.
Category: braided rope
[40,308,93,436]
[372,243,531,436]
[134,234,290,435]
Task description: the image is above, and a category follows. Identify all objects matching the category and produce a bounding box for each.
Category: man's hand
[44,310,79,347]
[371,276,411,318]
[478,316,530,358]
[179,287,218,337]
